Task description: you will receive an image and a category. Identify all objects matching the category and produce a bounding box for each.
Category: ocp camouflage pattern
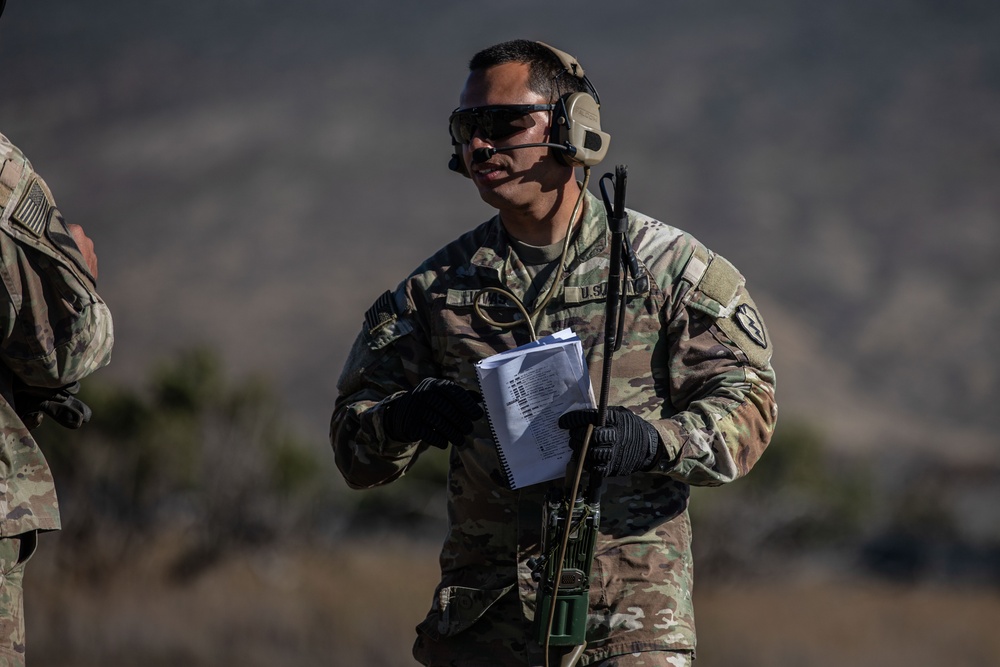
[0,534,30,666]
[332,189,776,665]
[0,132,114,537]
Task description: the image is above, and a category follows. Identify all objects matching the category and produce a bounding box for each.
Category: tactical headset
[448,41,611,177]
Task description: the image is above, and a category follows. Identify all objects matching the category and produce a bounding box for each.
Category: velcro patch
[365,290,397,334]
[684,251,745,319]
[446,289,517,309]
[563,278,649,304]
[735,303,767,348]
[715,292,772,369]
[12,179,52,236]
[699,255,742,310]
[364,289,413,351]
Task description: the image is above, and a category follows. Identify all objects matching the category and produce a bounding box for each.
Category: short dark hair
[468,39,589,102]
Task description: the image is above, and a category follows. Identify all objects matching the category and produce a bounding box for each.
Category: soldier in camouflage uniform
[331,40,776,666]
[0,130,114,666]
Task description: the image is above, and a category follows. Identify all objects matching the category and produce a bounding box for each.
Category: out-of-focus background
[2,1,999,665]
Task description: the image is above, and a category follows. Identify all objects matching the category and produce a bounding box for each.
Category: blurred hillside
[1,0,998,465]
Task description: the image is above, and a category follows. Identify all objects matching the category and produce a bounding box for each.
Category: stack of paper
[475,329,596,490]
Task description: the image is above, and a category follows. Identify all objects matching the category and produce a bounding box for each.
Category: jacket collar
[468,188,609,278]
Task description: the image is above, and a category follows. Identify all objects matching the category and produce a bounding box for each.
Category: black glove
[383,378,484,449]
[558,406,660,478]
[13,381,93,430]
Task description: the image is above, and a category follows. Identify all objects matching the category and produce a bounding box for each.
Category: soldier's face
[457,62,572,213]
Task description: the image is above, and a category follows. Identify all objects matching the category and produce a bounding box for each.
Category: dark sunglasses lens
[488,109,536,139]
[450,113,477,144]
[449,108,537,144]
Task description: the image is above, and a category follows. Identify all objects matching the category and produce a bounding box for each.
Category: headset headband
[536,41,585,80]
[535,41,600,104]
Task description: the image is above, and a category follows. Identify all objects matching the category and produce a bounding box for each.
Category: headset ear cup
[559,92,610,167]
[549,98,572,167]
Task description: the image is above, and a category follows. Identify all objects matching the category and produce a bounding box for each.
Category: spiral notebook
[474,329,596,490]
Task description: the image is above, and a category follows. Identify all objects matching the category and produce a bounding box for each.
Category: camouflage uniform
[332,189,776,666]
[0,132,114,666]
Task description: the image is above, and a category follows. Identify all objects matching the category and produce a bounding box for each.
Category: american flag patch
[365,290,397,334]
[12,180,52,236]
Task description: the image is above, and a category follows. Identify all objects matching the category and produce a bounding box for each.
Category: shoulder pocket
[681,249,772,369]
[682,250,744,318]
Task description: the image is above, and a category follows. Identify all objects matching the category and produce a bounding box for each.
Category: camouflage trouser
[412,587,694,667]
[591,651,694,667]
[0,532,37,667]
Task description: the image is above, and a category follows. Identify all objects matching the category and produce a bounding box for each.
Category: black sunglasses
[448,104,556,144]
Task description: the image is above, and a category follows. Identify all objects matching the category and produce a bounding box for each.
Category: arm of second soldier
[645,258,778,487]
[330,286,436,490]
[0,216,114,389]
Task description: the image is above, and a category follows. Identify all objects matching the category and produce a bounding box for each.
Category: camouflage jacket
[0,132,114,537]
[332,189,776,665]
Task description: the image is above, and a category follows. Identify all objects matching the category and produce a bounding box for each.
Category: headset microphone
[471,148,494,164]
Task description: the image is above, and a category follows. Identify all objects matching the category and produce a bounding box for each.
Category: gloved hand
[383,378,484,449]
[558,406,660,478]
[13,381,93,430]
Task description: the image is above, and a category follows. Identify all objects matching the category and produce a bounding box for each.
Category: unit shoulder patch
[714,292,772,369]
[734,303,767,348]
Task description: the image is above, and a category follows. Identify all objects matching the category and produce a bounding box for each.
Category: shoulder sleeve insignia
[365,290,397,335]
[363,289,414,351]
[11,179,52,236]
[715,292,772,369]
[735,303,767,348]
